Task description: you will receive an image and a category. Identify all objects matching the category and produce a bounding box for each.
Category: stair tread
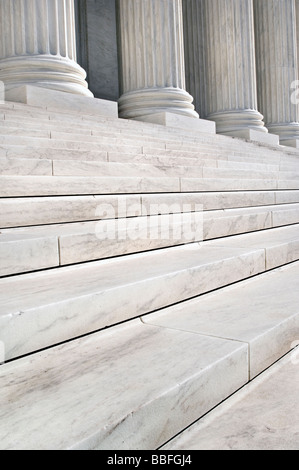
[1,261,298,450]
[0,241,266,360]
[143,261,299,379]
[162,349,299,450]
[0,318,248,450]
[0,207,298,276]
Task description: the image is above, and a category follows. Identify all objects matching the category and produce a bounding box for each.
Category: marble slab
[0,195,142,228]
[0,157,52,175]
[0,243,265,360]
[0,233,59,276]
[52,159,204,178]
[203,167,278,180]
[5,85,118,118]
[223,128,280,146]
[134,112,216,134]
[162,351,299,450]
[143,262,299,379]
[141,191,276,212]
[1,145,108,162]
[207,224,299,270]
[0,319,248,450]
[275,190,299,204]
[0,134,143,154]
[181,177,278,191]
[0,175,180,197]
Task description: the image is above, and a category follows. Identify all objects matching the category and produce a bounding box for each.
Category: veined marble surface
[0,243,265,360]
[0,320,248,450]
[143,262,299,378]
[162,351,299,450]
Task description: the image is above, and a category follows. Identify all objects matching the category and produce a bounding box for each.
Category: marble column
[117,0,199,122]
[253,0,299,147]
[0,0,92,96]
[184,0,268,138]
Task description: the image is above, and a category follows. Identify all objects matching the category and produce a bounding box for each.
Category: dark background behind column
[75,0,120,102]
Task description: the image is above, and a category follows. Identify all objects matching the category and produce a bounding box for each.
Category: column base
[0,56,93,98]
[280,139,299,149]
[118,88,199,121]
[133,112,216,133]
[207,109,268,136]
[225,128,280,146]
[266,123,299,148]
[5,85,118,118]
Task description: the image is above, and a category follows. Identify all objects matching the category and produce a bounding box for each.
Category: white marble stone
[227,129,279,146]
[141,191,276,212]
[180,178,277,192]
[0,243,265,359]
[0,157,52,175]
[144,262,299,380]
[52,159,204,178]
[0,233,59,276]
[162,351,299,450]
[203,209,272,240]
[208,224,299,270]
[0,195,142,228]
[5,86,118,118]
[202,167,278,181]
[0,175,180,197]
[0,319,248,450]
[134,112,216,133]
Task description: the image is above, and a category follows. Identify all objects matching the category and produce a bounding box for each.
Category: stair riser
[1,249,265,360]
[2,192,299,228]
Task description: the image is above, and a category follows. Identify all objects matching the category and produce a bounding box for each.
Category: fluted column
[0,0,92,96]
[254,0,299,146]
[117,0,198,121]
[184,0,267,136]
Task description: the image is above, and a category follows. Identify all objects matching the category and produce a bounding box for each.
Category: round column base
[118,88,199,120]
[0,56,93,97]
[266,123,299,142]
[207,109,268,135]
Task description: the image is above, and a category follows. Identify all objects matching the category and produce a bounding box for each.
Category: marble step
[204,224,299,270]
[0,318,248,450]
[0,134,145,154]
[162,350,299,451]
[51,159,285,180]
[143,261,299,381]
[1,208,298,277]
[1,262,298,450]
[2,175,299,197]
[2,191,292,229]
[2,103,299,161]
[0,156,53,176]
[0,241,266,360]
[1,148,297,177]
[0,122,295,166]
[0,175,180,196]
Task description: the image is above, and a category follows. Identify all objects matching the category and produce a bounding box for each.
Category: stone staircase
[0,101,298,450]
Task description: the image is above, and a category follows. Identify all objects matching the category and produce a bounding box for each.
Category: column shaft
[184,0,267,136]
[0,0,92,96]
[254,0,299,145]
[117,0,198,120]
